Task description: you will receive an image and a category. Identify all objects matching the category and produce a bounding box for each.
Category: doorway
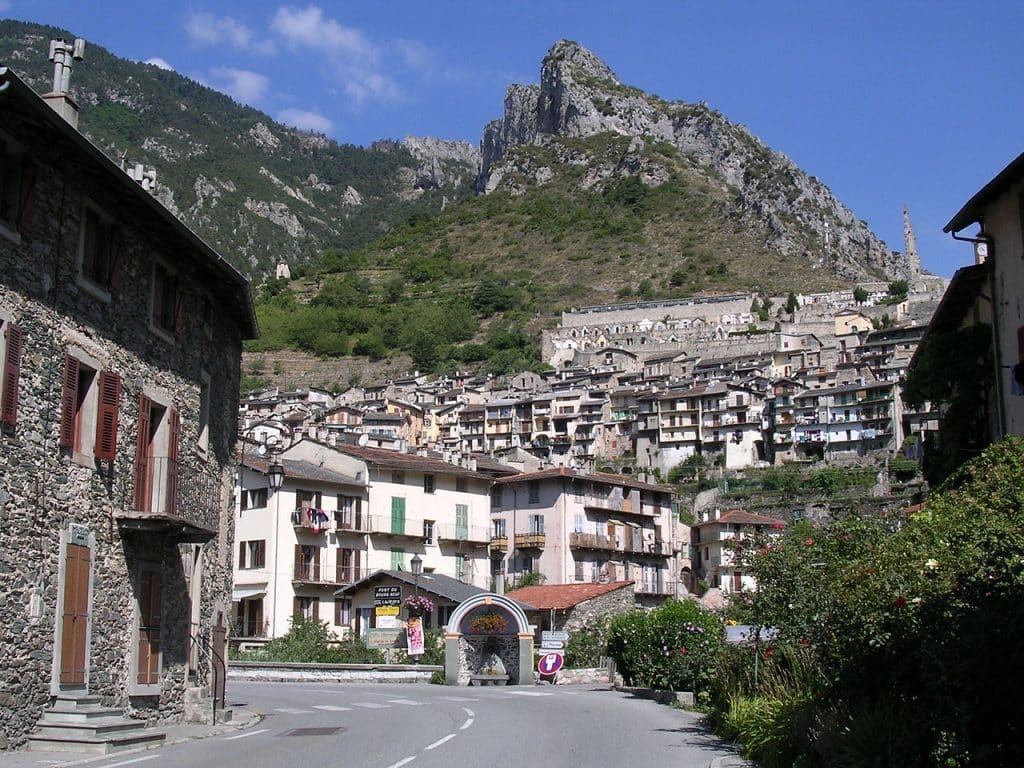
[59,543,91,686]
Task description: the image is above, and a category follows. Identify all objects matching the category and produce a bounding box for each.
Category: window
[455,504,468,540]
[292,596,318,621]
[491,485,503,508]
[529,514,545,535]
[133,394,180,515]
[573,479,585,500]
[423,474,435,494]
[59,354,122,464]
[78,205,121,293]
[294,545,320,581]
[573,514,584,533]
[391,470,405,484]
[296,489,322,509]
[337,548,361,582]
[0,317,23,428]
[390,548,406,571]
[335,495,363,530]
[0,137,36,238]
[240,487,268,511]
[732,571,743,592]
[237,540,266,569]
[456,476,468,493]
[334,598,352,626]
[423,520,435,545]
[151,261,181,338]
[528,480,540,504]
[455,554,471,583]
[197,371,211,454]
[574,559,585,581]
[492,519,506,538]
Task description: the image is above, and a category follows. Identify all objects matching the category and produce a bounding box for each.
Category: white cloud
[185,12,275,55]
[210,67,270,104]
[277,108,333,134]
[271,6,375,61]
[144,57,173,71]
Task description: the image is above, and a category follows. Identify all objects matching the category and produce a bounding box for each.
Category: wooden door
[137,570,162,685]
[59,543,90,686]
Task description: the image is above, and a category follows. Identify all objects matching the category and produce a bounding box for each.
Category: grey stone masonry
[0,69,254,747]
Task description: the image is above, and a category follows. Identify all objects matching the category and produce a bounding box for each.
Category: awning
[232,584,267,601]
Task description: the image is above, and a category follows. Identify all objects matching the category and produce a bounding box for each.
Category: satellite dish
[357,433,369,447]
[257,444,267,456]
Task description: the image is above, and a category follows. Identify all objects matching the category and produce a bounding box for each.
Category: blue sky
[4,1,1022,278]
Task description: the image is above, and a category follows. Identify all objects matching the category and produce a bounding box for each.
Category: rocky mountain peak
[542,39,619,87]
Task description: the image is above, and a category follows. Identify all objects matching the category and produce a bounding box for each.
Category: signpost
[537,652,564,676]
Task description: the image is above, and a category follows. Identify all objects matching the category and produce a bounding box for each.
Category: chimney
[43,38,85,128]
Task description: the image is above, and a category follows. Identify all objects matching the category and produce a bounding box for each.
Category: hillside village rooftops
[242,455,361,486]
[493,465,673,494]
[332,442,492,479]
[505,580,634,610]
[696,510,784,528]
[0,66,257,338]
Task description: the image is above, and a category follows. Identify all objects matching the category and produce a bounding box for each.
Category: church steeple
[903,204,921,275]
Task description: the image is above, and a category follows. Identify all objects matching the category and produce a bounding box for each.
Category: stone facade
[560,586,637,633]
[0,71,254,746]
[457,635,520,686]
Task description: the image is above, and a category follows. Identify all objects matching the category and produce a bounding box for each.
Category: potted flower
[403,595,435,617]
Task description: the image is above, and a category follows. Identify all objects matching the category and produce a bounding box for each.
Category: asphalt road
[73,682,739,768]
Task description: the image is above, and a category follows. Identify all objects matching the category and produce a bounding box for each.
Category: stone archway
[443,593,533,686]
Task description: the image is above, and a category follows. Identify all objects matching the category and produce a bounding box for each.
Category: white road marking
[312,705,351,711]
[274,707,313,714]
[504,690,553,697]
[386,699,422,706]
[223,728,270,741]
[462,707,474,717]
[351,702,390,709]
[102,756,160,768]
[460,718,474,730]
[424,734,456,751]
[386,757,416,768]
[437,696,477,702]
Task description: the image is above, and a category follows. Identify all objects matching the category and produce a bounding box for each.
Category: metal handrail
[189,630,226,725]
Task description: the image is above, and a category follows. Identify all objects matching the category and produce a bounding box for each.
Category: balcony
[634,580,677,597]
[335,565,370,584]
[367,515,425,539]
[583,493,654,519]
[292,562,329,585]
[514,533,546,549]
[116,456,222,543]
[490,535,508,551]
[292,507,331,533]
[334,512,371,533]
[436,524,490,544]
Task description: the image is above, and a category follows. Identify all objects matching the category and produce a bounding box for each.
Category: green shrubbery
[607,599,723,693]
[232,618,385,664]
[709,437,1024,767]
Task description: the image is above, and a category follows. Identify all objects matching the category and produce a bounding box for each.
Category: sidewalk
[0,709,262,768]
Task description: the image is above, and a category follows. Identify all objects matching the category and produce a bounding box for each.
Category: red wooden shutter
[1,323,22,427]
[59,355,80,449]
[16,159,36,237]
[292,597,302,619]
[137,570,162,685]
[354,549,361,578]
[334,599,343,625]
[94,371,121,460]
[133,395,153,512]
[294,544,302,579]
[108,228,123,294]
[166,408,180,514]
[312,599,319,621]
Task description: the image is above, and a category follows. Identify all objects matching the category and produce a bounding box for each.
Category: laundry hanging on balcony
[293,507,330,532]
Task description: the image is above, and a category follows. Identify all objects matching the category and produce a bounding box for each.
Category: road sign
[541,630,570,643]
[374,585,402,606]
[375,605,400,617]
[537,652,564,675]
[366,628,402,649]
[540,640,564,651]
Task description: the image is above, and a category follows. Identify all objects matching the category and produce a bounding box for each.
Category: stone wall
[456,635,520,686]
[0,96,243,746]
[562,587,637,635]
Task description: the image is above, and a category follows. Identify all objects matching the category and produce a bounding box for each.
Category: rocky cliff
[480,40,910,281]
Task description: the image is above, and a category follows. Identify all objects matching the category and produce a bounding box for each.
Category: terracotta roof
[494,466,673,493]
[331,443,488,479]
[696,509,785,528]
[505,581,634,611]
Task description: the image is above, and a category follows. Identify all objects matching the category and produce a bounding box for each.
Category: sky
[3,1,1022,278]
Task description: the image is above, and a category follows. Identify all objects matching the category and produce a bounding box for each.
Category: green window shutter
[391,496,406,534]
[456,504,469,540]
[390,548,405,571]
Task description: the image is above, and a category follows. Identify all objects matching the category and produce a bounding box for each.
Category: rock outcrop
[479,39,910,281]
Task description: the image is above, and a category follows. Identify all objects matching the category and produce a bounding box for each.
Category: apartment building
[233,439,494,640]
[692,509,784,594]
[793,379,900,459]
[490,468,686,603]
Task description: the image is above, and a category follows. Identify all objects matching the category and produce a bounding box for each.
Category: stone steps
[27,693,166,755]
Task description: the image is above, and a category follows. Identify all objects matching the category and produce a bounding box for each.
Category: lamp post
[410,552,422,597]
[267,454,285,638]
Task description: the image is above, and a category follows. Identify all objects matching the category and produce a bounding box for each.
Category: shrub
[565,615,611,668]
[258,618,385,664]
[607,600,723,692]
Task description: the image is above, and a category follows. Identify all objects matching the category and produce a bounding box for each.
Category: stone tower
[902,204,922,276]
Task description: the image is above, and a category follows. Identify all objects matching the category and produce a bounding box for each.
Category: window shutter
[133,395,153,512]
[294,544,302,577]
[312,599,319,621]
[1,323,22,427]
[166,409,180,514]
[16,159,36,237]
[94,371,121,460]
[59,354,80,448]
[108,227,123,294]
[292,597,301,619]
[173,288,184,340]
[334,599,342,625]
[238,541,247,569]
[256,540,265,567]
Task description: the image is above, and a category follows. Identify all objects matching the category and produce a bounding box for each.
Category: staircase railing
[189,630,227,725]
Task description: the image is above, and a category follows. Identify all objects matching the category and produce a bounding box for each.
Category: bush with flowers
[709,437,1024,767]
[607,599,723,693]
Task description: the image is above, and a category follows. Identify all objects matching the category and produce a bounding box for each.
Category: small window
[456,476,468,493]
[490,485,503,508]
[529,514,544,535]
[391,470,405,484]
[334,597,352,626]
[390,548,405,571]
[237,540,266,569]
[528,480,540,504]
[80,206,120,291]
[423,474,435,494]
[423,520,435,545]
[151,261,181,337]
[0,138,36,238]
[492,518,506,538]
[240,487,268,511]
[59,354,122,465]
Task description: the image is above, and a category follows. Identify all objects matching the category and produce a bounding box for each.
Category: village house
[692,510,784,594]
[0,59,255,748]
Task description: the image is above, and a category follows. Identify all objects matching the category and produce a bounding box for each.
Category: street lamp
[267,458,285,492]
[267,454,285,640]
[410,553,422,597]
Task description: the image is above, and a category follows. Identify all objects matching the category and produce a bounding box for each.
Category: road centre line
[101,755,160,768]
[385,757,416,768]
[460,718,474,731]
[224,728,270,741]
[424,734,456,751]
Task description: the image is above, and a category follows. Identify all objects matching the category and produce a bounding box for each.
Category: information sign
[541,630,570,643]
[366,628,402,649]
[375,605,400,617]
[540,640,564,651]
[374,585,402,607]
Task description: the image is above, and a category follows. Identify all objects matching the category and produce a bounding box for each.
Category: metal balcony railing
[125,456,221,536]
[367,515,425,539]
[514,533,546,549]
[436,524,490,544]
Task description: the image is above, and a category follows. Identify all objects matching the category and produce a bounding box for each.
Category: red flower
[678,647,687,655]
[894,595,908,609]
[805,538,814,546]
[799,638,810,646]
[763,649,774,658]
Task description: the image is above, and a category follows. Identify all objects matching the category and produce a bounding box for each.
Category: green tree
[887,279,909,301]
[786,291,799,314]
[852,286,869,304]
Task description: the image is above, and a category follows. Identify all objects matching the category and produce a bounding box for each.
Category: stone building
[505,580,637,634]
[0,64,255,747]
